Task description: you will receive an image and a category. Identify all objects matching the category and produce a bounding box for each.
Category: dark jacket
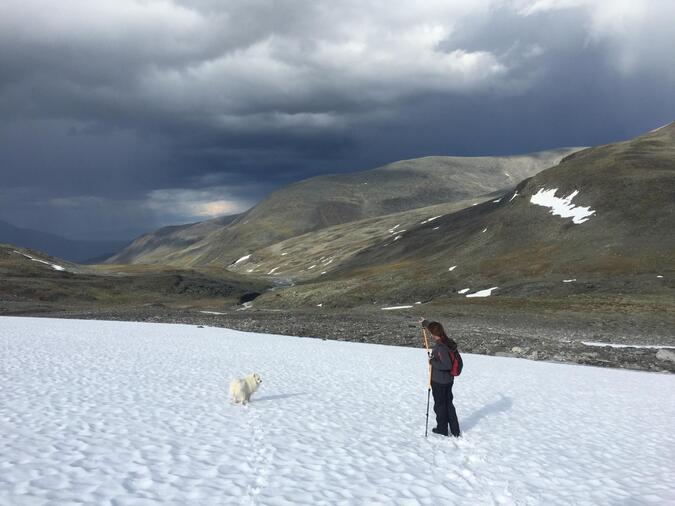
[423,319,458,385]
[430,341,456,384]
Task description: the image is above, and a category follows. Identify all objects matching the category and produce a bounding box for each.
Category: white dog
[229,373,262,405]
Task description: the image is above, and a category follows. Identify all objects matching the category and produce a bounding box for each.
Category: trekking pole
[421,326,432,437]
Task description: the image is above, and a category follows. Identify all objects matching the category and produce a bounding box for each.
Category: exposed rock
[656,349,675,362]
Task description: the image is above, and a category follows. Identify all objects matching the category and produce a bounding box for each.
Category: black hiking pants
[431,380,460,437]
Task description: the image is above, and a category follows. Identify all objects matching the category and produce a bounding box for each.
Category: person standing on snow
[422,319,461,437]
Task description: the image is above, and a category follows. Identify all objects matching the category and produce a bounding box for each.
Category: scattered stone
[656,349,675,363]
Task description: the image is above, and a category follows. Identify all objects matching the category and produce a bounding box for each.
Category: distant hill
[0,243,271,310]
[226,194,495,281]
[265,123,675,306]
[0,220,129,263]
[106,214,239,265]
[108,149,578,266]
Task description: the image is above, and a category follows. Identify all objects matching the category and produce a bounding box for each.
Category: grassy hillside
[110,150,578,267]
[259,123,675,307]
[107,214,239,264]
[0,244,270,313]
[226,194,495,281]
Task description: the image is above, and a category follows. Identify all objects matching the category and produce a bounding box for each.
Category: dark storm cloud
[0,0,674,239]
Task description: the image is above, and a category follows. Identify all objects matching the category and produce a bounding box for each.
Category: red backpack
[450,350,463,377]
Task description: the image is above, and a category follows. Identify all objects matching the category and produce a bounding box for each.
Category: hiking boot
[432,427,448,436]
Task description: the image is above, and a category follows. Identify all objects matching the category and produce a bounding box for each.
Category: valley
[2,126,674,373]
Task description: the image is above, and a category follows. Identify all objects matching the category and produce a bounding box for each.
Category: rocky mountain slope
[108,150,578,267]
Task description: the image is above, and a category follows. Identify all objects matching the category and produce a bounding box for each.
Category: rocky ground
[5,301,674,373]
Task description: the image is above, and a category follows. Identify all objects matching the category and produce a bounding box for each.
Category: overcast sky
[1,0,674,240]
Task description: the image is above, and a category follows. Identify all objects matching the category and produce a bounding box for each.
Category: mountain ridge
[108,148,580,267]
[261,122,675,306]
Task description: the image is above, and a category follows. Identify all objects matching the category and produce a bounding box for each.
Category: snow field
[1,317,674,505]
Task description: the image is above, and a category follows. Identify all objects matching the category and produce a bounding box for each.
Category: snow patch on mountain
[530,188,596,224]
[466,287,499,298]
[13,250,66,271]
[234,254,251,265]
[421,215,442,224]
[582,342,674,350]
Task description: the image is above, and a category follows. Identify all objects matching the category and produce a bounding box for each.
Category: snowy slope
[1,317,674,505]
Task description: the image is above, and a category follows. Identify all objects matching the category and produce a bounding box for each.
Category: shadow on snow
[462,394,513,431]
[253,392,308,403]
